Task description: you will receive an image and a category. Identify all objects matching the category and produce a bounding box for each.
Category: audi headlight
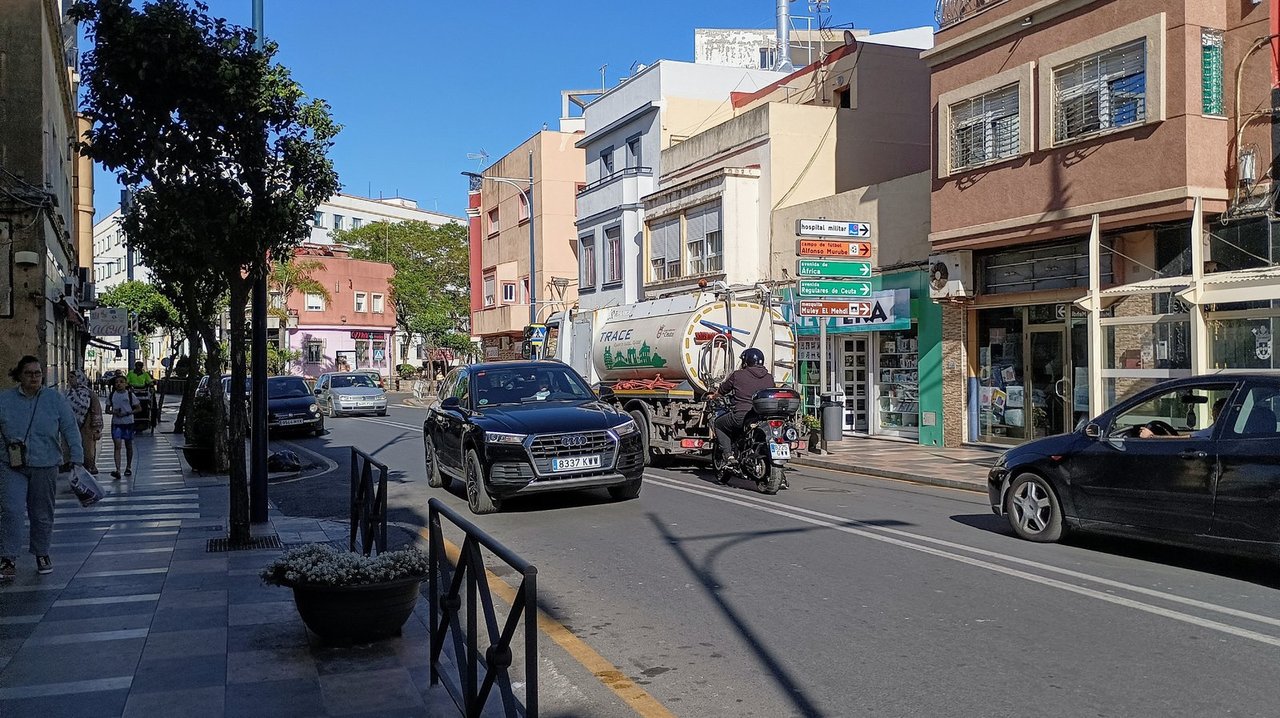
[309,404,319,414]
[486,431,526,445]
[613,419,639,436]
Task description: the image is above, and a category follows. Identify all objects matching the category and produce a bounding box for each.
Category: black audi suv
[423,361,645,514]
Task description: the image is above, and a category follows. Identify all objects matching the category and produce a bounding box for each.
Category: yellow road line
[418,528,677,718]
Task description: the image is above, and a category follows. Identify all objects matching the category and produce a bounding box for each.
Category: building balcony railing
[472,303,529,337]
[577,166,653,196]
[936,0,1008,29]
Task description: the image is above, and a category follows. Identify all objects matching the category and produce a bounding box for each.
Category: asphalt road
[262,401,1280,718]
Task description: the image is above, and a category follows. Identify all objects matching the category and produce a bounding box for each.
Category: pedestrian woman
[0,355,83,579]
[65,369,103,474]
[106,374,139,480]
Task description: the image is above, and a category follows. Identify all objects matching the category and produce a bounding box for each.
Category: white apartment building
[309,193,460,245]
[574,61,786,316]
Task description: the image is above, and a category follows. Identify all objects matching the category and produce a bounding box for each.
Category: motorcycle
[710,387,803,495]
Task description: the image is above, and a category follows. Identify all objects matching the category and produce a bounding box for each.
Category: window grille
[649,218,681,281]
[1201,29,1224,116]
[949,84,1019,171]
[1054,40,1147,143]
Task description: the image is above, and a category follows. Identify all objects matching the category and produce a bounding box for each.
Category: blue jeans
[1,465,57,559]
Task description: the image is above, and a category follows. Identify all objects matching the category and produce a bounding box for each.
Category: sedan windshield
[331,374,378,389]
[472,366,593,407]
[268,377,311,399]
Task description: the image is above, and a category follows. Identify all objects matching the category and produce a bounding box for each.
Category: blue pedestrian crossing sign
[525,324,548,348]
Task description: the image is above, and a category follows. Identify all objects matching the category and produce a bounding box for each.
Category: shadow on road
[950,514,1280,588]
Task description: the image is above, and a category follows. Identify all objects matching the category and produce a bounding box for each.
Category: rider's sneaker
[0,558,15,580]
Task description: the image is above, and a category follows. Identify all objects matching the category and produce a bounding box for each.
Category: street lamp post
[462,156,537,348]
[249,0,269,524]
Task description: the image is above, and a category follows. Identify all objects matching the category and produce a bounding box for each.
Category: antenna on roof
[466,149,490,168]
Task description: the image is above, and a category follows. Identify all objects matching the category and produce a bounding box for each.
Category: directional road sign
[797,300,873,317]
[797,279,872,299]
[795,258,872,278]
[797,239,872,258]
[796,219,873,238]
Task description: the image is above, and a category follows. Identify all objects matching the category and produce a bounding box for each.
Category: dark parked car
[265,375,324,436]
[423,361,645,515]
[989,374,1280,559]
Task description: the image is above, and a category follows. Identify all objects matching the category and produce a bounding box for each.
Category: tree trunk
[172,331,201,434]
[226,278,251,546]
[198,325,228,473]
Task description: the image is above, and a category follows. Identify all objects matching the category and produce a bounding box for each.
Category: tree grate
[206,535,284,552]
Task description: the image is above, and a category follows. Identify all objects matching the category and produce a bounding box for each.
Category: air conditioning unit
[927,251,974,300]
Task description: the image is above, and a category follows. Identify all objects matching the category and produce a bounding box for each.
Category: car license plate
[278,418,306,426]
[552,455,602,472]
[769,443,791,460]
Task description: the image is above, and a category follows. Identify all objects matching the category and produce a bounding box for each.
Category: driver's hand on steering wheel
[1138,426,1156,439]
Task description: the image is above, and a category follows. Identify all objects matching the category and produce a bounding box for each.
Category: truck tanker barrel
[591,292,794,394]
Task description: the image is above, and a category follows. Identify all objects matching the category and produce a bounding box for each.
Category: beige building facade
[469,131,585,360]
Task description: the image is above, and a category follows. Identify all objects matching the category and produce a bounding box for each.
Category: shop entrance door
[1027,329,1069,438]
[840,337,868,432]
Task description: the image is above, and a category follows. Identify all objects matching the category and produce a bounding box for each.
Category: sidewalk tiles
[792,436,1002,492]
[0,430,460,718]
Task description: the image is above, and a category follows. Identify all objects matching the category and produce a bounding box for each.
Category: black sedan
[265,375,324,436]
[423,361,645,515]
[989,374,1280,559]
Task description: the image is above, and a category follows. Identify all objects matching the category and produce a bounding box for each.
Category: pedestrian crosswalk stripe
[56,513,200,524]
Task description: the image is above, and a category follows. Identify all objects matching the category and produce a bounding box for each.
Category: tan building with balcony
[468,131,584,360]
[927,0,1279,446]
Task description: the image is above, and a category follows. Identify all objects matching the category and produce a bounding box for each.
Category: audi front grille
[526,430,616,475]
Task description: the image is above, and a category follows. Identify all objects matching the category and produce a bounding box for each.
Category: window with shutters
[685,202,723,275]
[579,235,596,289]
[483,274,495,307]
[1201,29,1224,116]
[948,84,1018,172]
[604,226,623,284]
[1053,40,1147,144]
[649,218,681,281]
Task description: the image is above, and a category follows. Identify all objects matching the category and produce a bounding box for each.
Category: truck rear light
[680,439,704,449]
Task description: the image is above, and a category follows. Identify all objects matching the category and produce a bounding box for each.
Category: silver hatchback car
[314,372,388,417]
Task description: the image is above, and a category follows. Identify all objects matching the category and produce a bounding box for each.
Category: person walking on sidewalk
[107,374,140,480]
[0,355,84,579]
[65,369,103,474]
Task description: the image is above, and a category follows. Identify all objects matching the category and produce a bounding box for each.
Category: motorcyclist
[124,361,153,390]
[710,347,775,466]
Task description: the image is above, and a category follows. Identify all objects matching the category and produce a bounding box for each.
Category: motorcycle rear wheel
[759,465,784,495]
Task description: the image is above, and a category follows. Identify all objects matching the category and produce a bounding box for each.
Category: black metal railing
[428,497,538,718]
[349,447,388,556]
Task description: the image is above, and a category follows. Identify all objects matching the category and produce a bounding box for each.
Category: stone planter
[807,431,822,454]
[289,577,423,645]
[178,444,217,473]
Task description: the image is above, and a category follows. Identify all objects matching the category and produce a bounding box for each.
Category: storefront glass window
[1104,320,1191,370]
[875,329,919,437]
[976,308,1025,442]
[1209,316,1278,370]
[355,340,369,365]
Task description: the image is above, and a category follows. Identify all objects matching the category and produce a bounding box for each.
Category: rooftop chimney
[775,0,795,72]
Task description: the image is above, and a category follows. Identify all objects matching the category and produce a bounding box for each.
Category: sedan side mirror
[1083,423,1102,439]
[597,385,616,401]
[441,396,460,411]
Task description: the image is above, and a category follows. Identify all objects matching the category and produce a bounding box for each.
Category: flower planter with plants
[262,543,429,645]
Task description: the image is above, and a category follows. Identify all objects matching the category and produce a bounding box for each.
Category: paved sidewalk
[0,426,460,717]
[792,436,1002,492]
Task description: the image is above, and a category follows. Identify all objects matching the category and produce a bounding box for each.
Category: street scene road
[267,401,1280,717]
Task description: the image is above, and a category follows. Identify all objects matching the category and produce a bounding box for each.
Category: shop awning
[1074,275,1193,311]
[1178,265,1280,306]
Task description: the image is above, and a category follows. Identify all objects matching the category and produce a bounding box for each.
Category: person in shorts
[107,374,140,480]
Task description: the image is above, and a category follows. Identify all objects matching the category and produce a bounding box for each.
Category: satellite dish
[929,261,950,292]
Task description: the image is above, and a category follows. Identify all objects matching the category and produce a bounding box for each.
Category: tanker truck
[546,286,795,462]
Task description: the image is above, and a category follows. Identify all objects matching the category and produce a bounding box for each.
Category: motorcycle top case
[751,387,801,417]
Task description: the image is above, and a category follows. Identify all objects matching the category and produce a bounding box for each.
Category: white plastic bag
[69,465,105,507]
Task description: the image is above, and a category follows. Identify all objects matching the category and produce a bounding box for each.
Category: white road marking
[643,472,1280,648]
[352,417,423,432]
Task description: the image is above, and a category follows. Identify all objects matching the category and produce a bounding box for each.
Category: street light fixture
[462,157,537,334]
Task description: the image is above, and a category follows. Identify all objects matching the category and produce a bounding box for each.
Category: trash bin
[820,394,843,443]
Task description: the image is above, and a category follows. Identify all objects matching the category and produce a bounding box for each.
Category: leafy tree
[268,256,329,350]
[74,0,340,544]
[335,220,470,354]
[97,280,179,338]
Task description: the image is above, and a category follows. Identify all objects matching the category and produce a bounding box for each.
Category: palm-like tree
[268,256,330,349]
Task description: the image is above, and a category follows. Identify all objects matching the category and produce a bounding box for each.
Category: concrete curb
[792,454,988,494]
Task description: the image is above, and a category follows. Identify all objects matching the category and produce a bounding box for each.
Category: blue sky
[89,0,936,219]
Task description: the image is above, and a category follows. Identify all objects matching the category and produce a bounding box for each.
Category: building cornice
[576,102,663,149]
[924,0,1104,67]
